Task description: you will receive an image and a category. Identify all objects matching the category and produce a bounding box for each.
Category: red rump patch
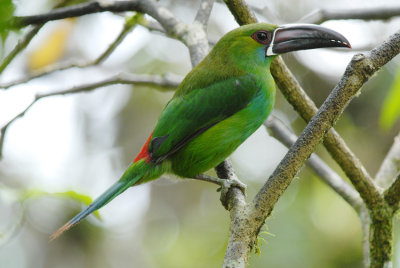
[133,133,152,163]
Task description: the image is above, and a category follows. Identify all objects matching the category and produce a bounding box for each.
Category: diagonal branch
[194,0,215,27]
[265,116,371,265]
[0,73,181,158]
[254,30,400,216]
[224,0,257,25]
[251,30,400,268]
[223,1,381,211]
[375,132,400,189]
[299,7,400,24]
[223,1,400,267]
[264,117,364,212]
[93,13,145,65]
[384,173,400,213]
[224,0,380,214]
[270,57,380,210]
[0,25,42,75]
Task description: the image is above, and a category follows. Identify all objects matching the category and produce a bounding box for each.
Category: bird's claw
[191,174,246,209]
[216,177,246,209]
[216,177,246,194]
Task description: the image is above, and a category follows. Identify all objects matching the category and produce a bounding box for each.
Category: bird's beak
[267,24,351,56]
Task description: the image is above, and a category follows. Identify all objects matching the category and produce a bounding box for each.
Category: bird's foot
[215,176,246,194]
[192,174,246,208]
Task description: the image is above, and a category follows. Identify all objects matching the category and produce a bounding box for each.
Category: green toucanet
[51,23,350,239]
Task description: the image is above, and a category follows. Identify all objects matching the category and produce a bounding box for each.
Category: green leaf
[20,189,100,219]
[380,66,400,130]
[0,0,15,41]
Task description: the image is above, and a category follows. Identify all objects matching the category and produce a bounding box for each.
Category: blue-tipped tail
[50,160,149,241]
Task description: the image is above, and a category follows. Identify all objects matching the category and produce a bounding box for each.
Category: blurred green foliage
[0,0,14,41]
[380,66,400,130]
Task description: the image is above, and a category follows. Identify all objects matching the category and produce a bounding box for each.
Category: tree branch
[0,25,42,75]
[0,60,85,89]
[254,31,400,268]
[223,5,372,205]
[11,0,184,44]
[0,73,181,158]
[11,1,143,27]
[191,1,247,223]
[299,7,400,24]
[384,173,400,213]
[94,13,144,65]
[254,29,400,218]
[376,132,400,189]
[132,0,210,67]
[215,160,249,268]
[223,0,257,25]
[270,57,380,211]
[1,13,144,90]
[264,117,364,213]
[0,0,73,74]
[223,2,400,267]
[10,0,211,68]
[223,0,384,217]
[194,0,215,27]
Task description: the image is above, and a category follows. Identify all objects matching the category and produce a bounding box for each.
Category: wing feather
[149,74,260,162]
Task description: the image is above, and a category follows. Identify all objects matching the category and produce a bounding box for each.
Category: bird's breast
[169,82,275,177]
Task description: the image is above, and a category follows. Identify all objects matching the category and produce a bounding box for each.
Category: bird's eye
[251,31,271,44]
[257,32,267,41]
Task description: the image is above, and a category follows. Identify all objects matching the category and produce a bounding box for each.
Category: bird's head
[217,23,351,68]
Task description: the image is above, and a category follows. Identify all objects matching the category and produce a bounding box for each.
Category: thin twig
[299,7,400,24]
[264,117,364,213]
[94,13,144,65]
[1,13,144,90]
[11,1,143,27]
[0,0,73,74]
[0,73,181,158]
[10,0,210,68]
[0,61,86,89]
[0,25,42,75]
[194,0,215,27]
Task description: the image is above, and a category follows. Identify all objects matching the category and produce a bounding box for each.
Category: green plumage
[150,24,277,175]
[51,23,351,239]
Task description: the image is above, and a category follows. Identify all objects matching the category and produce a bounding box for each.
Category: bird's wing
[149,74,261,163]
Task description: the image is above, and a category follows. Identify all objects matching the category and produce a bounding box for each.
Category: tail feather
[50,160,149,241]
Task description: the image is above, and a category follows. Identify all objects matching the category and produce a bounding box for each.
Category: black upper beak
[269,24,351,56]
